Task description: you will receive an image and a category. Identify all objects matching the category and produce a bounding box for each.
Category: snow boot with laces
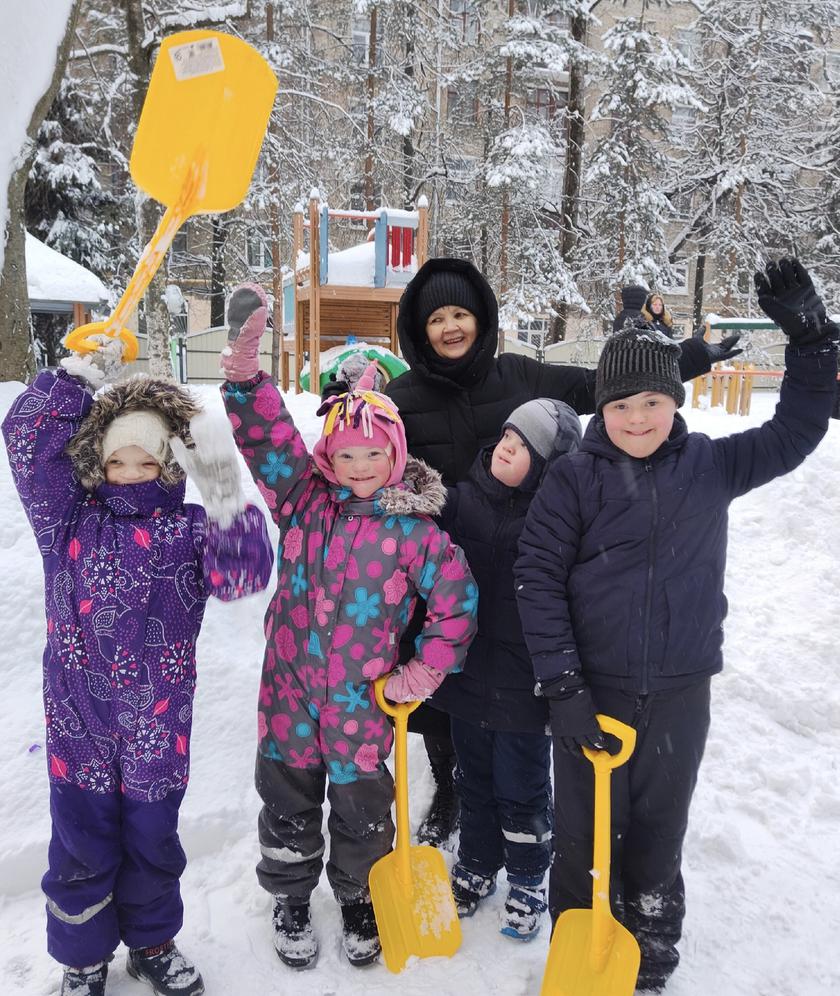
[416,751,460,847]
[60,957,112,996]
[500,882,548,941]
[450,863,497,918]
[340,899,381,967]
[125,940,204,995]
[272,895,318,970]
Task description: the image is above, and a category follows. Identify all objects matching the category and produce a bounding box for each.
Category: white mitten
[60,335,126,389]
[170,410,246,528]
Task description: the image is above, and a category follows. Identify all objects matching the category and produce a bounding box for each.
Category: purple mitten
[383,658,447,703]
[222,283,268,382]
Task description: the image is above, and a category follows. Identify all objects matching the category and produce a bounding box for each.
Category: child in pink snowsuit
[220,284,478,970]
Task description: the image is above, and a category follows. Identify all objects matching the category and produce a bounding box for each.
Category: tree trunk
[210,216,228,328]
[0,0,81,381]
[550,8,586,345]
[692,252,706,331]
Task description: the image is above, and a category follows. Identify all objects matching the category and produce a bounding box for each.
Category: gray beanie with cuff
[595,322,685,413]
[503,398,582,466]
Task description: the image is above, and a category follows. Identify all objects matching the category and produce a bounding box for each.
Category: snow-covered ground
[1,381,838,996]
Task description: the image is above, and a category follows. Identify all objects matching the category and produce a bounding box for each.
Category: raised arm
[2,369,92,553]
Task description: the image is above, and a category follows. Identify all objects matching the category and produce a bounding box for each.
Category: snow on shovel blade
[369,844,461,974]
[370,678,462,974]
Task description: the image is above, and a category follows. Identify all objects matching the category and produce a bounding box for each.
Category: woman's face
[425,305,479,359]
[650,296,664,317]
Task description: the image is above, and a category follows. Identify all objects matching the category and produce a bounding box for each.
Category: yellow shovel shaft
[373,678,422,891]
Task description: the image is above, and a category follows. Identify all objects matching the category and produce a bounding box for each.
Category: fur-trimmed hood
[377,455,446,516]
[67,375,202,491]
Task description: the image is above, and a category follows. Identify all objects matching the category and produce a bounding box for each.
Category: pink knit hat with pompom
[312,362,407,488]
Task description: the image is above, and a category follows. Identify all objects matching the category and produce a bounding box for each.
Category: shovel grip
[373,677,423,719]
[583,714,636,769]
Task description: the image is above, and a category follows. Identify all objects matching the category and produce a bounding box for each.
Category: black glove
[539,671,605,757]
[320,376,350,403]
[754,257,839,346]
[692,324,743,364]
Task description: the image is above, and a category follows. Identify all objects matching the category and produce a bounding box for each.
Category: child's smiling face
[490,428,532,488]
[331,444,393,498]
[602,391,677,459]
[104,445,161,484]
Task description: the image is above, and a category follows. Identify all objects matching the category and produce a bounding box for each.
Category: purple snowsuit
[2,369,272,967]
[222,373,477,902]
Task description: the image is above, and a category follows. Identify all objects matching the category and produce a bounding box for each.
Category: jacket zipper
[640,459,658,695]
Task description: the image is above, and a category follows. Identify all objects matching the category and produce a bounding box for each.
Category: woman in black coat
[382,256,740,844]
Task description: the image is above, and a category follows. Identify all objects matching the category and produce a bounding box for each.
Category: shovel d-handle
[583,714,636,975]
[374,678,422,892]
[64,156,206,361]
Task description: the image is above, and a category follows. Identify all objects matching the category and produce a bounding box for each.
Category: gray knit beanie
[595,323,685,413]
[504,399,582,463]
[415,270,485,332]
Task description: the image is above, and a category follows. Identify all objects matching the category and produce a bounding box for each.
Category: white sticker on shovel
[169,38,225,80]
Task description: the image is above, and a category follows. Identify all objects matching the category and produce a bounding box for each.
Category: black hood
[397,257,499,388]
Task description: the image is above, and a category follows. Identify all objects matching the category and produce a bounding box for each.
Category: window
[247,234,273,271]
[826,51,840,83]
[671,104,697,133]
[674,28,698,62]
[351,13,383,66]
[517,316,550,346]
[449,0,480,44]
[671,189,693,220]
[523,0,570,29]
[526,87,564,122]
[444,155,475,204]
[447,84,479,126]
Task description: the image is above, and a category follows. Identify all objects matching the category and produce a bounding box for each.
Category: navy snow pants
[43,782,186,967]
[451,717,553,886]
[550,679,711,986]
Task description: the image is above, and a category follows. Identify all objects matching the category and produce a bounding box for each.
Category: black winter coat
[429,450,548,733]
[515,342,837,695]
[387,259,710,486]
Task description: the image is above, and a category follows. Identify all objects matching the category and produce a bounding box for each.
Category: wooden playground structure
[284,190,428,392]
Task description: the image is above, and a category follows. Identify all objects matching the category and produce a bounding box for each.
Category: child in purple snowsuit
[2,340,272,996]
[220,284,478,970]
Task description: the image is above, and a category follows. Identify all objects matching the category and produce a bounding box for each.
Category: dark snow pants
[255,751,395,904]
[43,782,186,967]
[550,679,711,986]
[451,718,553,886]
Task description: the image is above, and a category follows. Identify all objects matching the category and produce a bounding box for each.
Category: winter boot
[340,900,381,967]
[60,957,112,996]
[450,863,497,918]
[125,941,204,996]
[272,895,318,970]
[417,752,460,847]
[500,882,548,941]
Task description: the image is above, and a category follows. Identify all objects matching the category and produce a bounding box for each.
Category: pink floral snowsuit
[223,372,477,902]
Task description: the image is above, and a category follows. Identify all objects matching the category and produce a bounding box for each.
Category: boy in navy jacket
[514,259,838,992]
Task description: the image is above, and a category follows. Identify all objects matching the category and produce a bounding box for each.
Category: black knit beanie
[596,322,685,413]
[414,270,485,332]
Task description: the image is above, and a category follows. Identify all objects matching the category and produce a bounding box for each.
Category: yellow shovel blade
[130,29,278,213]
[369,843,462,974]
[540,909,640,996]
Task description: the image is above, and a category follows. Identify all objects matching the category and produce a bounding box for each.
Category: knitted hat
[504,399,582,463]
[312,362,407,488]
[414,270,485,332]
[101,410,171,465]
[596,322,685,413]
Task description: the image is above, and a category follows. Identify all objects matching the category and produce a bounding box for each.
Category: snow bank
[26,233,109,306]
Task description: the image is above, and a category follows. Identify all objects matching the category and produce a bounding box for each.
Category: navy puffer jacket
[515,342,837,695]
[430,450,548,733]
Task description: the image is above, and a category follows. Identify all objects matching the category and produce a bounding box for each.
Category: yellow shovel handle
[584,714,636,973]
[374,677,421,890]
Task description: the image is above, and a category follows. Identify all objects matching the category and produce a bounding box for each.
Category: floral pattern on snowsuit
[222,372,477,783]
[3,370,273,803]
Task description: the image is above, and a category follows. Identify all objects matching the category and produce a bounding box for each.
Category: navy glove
[320,376,350,403]
[692,324,743,364]
[539,671,605,757]
[754,257,840,346]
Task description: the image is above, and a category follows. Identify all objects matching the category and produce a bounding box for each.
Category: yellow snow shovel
[65,29,277,362]
[540,714,640,996]
[369,677,462,973]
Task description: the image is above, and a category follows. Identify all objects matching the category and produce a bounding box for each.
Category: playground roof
[25,233,108,313]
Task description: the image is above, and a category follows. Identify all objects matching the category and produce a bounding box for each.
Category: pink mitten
[383,658,447,703]
[221,283,268,382]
